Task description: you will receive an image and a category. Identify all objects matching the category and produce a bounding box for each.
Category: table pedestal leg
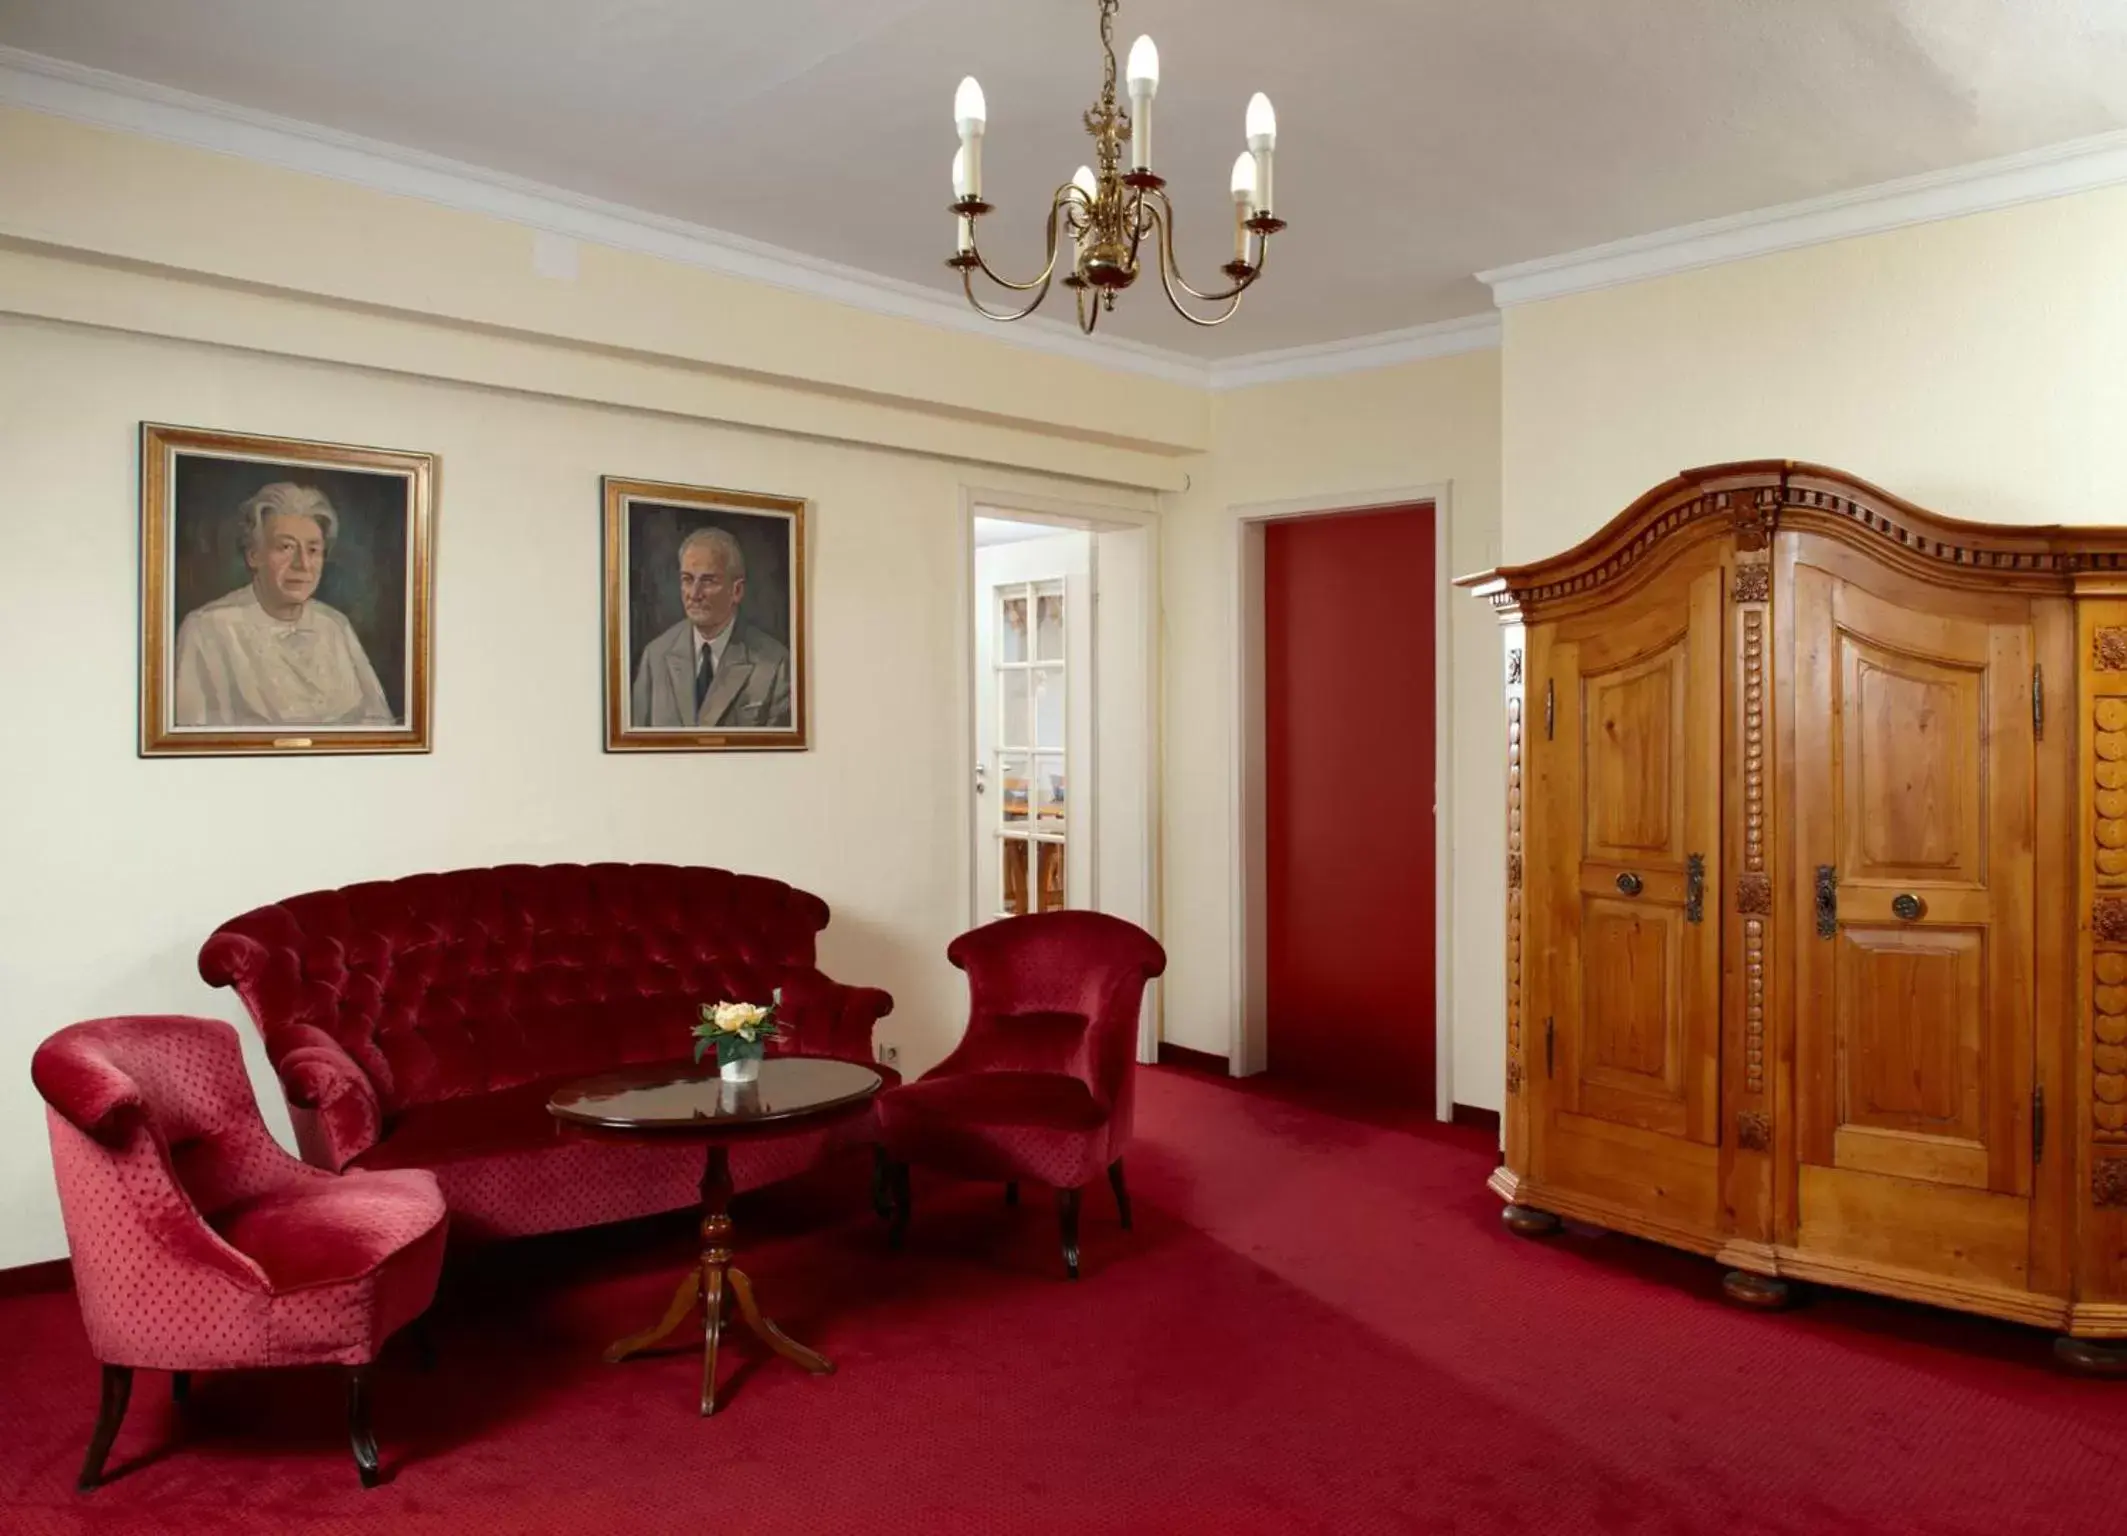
[601,1143,838,1416]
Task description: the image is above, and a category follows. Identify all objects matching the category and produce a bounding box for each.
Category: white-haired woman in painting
[172,482,395,728]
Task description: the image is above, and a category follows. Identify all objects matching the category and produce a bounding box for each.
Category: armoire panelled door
[1785,535,2040,1287]
[1526,543,1724,1221]
[1465,460,2122,1358]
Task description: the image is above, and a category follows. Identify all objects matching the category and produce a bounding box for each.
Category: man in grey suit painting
[631,526,793,729]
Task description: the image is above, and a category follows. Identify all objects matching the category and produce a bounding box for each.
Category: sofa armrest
[275,1025,382,1172]
[774,971,894,1066]
[197,928,271,993]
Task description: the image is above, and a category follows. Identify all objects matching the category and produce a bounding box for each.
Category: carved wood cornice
[1457,460,2127,627]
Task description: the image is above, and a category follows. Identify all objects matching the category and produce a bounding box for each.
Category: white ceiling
[4,0,2126,358]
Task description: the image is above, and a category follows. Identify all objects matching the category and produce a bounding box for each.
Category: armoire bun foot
[2054,1338,2127,1377]
[1721,1271,1797,1311]
[1465,461,2127,1350]
[1502,1205,1561,1238]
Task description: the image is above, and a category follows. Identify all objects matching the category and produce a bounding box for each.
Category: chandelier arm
[1146,190,1260,308]
[1125,184,1152,270]
[1076,283,1101,335]
[1154,266,1246,327]
[968,184,1083,294]
[961,264,1056,323]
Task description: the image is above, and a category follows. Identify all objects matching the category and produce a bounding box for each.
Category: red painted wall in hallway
[1264,505,1436,1105]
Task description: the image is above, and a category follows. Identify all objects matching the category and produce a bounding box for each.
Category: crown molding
[0,45,1507,395]
[1480,127,2127,308]
[1207,313,1501,390]
[0,45,1216,386]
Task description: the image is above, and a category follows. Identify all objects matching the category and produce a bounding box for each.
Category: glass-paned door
[992,579,1069,917]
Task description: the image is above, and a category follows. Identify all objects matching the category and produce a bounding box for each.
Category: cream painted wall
[0,315,1146,1269]
[1159,349,1507,1111]
[0,105,1512,1270]
[0,107,1209,464]
[1502,183,2127,560]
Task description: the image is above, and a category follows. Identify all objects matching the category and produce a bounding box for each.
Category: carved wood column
[1501,622,1530,1177]
[2077,589,2127,1311]
[1723,511,1776,1251]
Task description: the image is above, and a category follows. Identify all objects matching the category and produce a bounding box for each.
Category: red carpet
[3,1064,2124,1534]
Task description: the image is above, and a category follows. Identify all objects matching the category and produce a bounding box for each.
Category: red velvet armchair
[198,864,895,1243]
[876,912,1166,1278]
[33,1016,448,1489]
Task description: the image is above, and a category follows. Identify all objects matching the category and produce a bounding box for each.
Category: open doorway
[1232,486,1453,1120]
[972,519,1092,918]
[967,501,1160,1060]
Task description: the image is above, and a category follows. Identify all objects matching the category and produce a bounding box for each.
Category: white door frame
[1228,481,1455,1121]
[959,485,1164,1061]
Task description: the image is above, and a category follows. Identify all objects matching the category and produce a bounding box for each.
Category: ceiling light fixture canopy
[949,0,1284,333]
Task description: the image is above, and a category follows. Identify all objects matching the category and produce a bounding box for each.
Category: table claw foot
[729,1266,835,1376]
[604,1267,702,1364]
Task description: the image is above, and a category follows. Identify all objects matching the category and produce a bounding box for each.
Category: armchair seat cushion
[878,1071,1114,1189]
[212,1168,447,1293]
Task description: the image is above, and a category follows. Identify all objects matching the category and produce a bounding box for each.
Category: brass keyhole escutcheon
[1892,893,1925,921]
[1615,872,1644,897]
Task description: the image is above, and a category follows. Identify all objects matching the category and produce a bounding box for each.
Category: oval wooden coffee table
[548,1057,883,1416]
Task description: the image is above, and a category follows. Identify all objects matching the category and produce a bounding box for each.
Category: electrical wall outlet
[877,1043,900,1067]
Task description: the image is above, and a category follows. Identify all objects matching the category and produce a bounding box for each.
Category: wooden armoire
[1465,461,2127,1365]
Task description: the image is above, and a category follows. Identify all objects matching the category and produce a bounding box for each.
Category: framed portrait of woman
[139,423,436,756]
[602,476,809,752]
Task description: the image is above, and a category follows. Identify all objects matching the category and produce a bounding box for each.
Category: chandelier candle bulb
[1230,151,1258,264]
[954,76,987,200]
[1246,91,1277,217]
[1126,35,1159,172]
[953,147,974,252]
[1071,164,1099,270]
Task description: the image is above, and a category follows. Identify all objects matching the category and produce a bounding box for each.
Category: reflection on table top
[547,1056,883,1132]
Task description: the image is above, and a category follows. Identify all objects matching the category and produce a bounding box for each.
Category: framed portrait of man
[140,423,435,756]
[603,477,809,752]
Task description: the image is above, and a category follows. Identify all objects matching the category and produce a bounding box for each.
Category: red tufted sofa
[198,863,895,1242]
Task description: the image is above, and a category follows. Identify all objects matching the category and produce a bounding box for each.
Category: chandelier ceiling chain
[948,0,1283,334]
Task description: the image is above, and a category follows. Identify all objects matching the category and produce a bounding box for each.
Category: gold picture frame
[603,476,810,752]
[140,423,436,756]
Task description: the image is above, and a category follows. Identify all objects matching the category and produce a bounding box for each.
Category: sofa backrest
[199,863,830,1113]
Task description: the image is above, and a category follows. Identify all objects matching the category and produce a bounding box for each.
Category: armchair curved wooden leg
[1058,1185,1082,1280]
[77,1364,132,1492]
[1107,1158,1132,1231]
[170,1370,191,1408]
[346,1365,381,1489]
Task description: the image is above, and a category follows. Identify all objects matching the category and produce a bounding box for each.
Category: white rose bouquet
[692,989,786,1076]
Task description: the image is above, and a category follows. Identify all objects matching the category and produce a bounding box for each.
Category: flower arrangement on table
[693,991,785,1083]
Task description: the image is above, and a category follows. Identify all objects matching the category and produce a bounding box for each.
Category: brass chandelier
[948,0,1283,332]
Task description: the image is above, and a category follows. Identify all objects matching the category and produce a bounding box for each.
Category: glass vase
[717,1040,764,1083]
